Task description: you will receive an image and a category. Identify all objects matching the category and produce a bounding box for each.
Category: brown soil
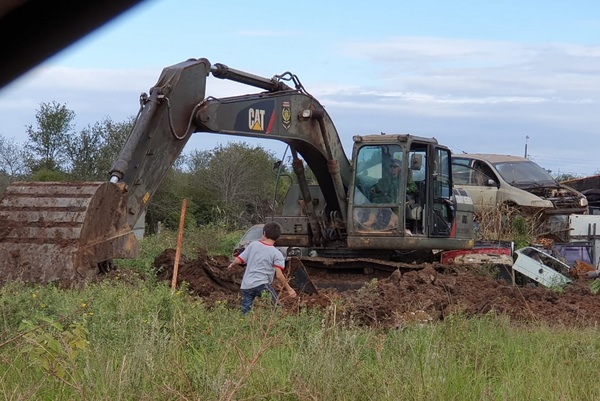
[153,248,600,329]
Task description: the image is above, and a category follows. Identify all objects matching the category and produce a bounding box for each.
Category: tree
[66,124,105,180]
[25,101,75,173]
[185,142,283,228]
[0,135,29,194]
[95,116,134,178]
[145,167,195,232]
[66,117,133,180]
[0,135,28,177]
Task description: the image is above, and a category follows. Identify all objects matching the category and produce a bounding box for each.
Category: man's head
[263,222,282,241]
[390,161,401,175]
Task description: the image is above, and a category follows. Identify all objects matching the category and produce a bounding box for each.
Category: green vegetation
[2,278,600,400]
[1,232,600,400]
[117,224,244,277]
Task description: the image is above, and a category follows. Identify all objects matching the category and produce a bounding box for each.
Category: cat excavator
[0,57,482,287]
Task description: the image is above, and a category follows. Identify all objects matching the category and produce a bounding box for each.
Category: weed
[475,204,544,247]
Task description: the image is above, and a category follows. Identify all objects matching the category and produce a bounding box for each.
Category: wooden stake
[171,198,187,291]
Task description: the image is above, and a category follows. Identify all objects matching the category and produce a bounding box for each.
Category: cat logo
[282,101,291,130]
[249,108,266,131]
[235,101,275,133]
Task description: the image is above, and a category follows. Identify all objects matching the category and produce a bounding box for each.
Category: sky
[1,0,600,177]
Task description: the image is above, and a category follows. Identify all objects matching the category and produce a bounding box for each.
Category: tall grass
[475,204,545,248]
[2,276,600,400]
[2,230,599,400]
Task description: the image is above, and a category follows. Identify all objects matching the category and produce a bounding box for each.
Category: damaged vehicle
[452,154,587,215]
[509,246,573,288]
[452,154,588,241]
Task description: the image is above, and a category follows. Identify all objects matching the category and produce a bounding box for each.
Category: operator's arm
[275,267,297,298]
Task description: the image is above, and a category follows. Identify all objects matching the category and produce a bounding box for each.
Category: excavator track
[300,256,418,272]
[0,182,138,285]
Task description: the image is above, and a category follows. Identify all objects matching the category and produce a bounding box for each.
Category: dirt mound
[153,249,600,328]
[155,248,242,303]
[337,265,600,328]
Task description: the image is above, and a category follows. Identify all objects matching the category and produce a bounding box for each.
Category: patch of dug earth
[154,248,242,304]
[153,250,600,328]
[337,265,600,329]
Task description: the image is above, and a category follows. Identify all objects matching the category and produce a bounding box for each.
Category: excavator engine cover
[0,182,138,285]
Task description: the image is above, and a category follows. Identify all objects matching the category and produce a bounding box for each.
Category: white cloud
[4,65,157,93]
[339,37,600,98]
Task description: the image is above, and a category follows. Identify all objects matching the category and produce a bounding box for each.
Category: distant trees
[184,143,287,228]
[66,117,133,180]
[1,101,133,182]
[0,136,28,193]
[135,142,291,232]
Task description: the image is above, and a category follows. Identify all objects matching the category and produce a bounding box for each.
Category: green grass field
[2,228,600,400]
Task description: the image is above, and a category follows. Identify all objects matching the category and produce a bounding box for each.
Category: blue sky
[1,0,600,176]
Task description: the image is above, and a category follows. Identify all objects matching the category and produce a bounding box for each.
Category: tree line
[0,101,296,232]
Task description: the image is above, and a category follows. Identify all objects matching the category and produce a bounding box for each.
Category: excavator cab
[346,135,472,253]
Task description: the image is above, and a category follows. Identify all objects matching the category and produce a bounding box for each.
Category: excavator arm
[0,57,352,284]
[110,58,351,230]
[108,58,213,230]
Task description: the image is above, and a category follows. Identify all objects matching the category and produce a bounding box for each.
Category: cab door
[429,147,454,237]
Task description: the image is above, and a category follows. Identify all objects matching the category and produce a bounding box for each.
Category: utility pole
[524,135,529,159]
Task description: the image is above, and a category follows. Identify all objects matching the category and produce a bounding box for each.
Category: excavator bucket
[287,257,318,294]
[0,182,138,285]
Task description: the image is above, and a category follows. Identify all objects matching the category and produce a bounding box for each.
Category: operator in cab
[370,160,417,203]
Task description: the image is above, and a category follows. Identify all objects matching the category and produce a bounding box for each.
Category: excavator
[0,57,486,288]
